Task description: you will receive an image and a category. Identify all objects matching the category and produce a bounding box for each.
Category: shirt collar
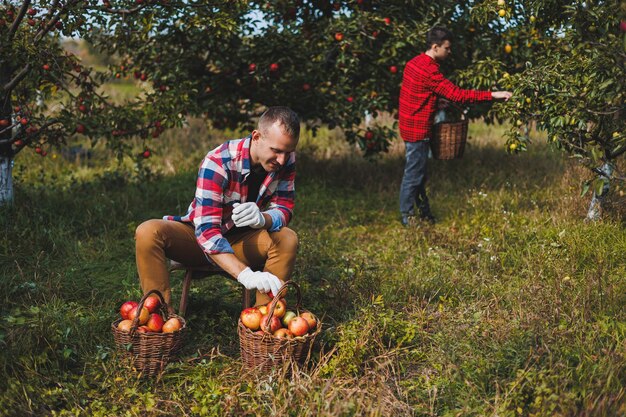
[242,135,252,177]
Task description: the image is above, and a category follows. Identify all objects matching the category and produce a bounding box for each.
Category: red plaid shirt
[399,53,493,142]
[164,136,296,255]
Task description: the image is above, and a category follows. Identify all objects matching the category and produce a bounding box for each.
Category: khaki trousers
[135,219,298,307]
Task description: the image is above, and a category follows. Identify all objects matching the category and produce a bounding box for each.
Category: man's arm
[209,252,248,278]
[430,70,511,103]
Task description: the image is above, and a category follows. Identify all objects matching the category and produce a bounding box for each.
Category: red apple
[117,319,133,332]
[621,21,626,32]
[129,306,150,325]
[120,300,138,320]
[28,19,35,26]
[20,118,28,125]
[383,17,391,25]
[140,73,147,81]
[240,307,263,330]
[248,63,256,72]
[300,312,317,331]
[162,317,182,333]
[75,124,86,134]
[273,328,294,339]
[269,63,280,72]
[41,151,47,157]
[35,147,42,154]
[27,8,36,16]
[14,139,24,147]
[146,313,165,332]
[55,21,63,30]
[365,130,374,140]
[271,298,287,319]
[389,65,398,74]
[288,316,310,336]
[334,32,344,42]
[78,104,87,113]
[302,83,311,91]
[143,150,151,158]
[143,295,161,313]
[0,119,9,127]
[346,96,354,103]
[261,315,282,333]
[137,325,151,333]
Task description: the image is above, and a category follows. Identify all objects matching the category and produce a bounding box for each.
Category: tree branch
[8,0,31,42]
[610,147,626,159]
[2,64,31,94]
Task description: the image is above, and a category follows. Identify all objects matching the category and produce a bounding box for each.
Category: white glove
[232,202,265,229]
[237,267,282,295]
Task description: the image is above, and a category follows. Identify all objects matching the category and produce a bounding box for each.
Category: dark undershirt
[227,165,267,235]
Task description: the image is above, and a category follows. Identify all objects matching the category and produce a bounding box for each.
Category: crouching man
[135,106,300,309]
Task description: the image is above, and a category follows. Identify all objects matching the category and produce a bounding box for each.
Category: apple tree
[0,0,247,205]
[453,0,625,219]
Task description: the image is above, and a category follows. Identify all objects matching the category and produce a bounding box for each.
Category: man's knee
[271,227,298,253]
[135,219,162,244]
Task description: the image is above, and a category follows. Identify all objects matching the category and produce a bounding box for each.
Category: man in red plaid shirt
[135,107,299,308]
[399,27,512,226]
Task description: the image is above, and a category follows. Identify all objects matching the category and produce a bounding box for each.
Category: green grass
[1,120,625,416]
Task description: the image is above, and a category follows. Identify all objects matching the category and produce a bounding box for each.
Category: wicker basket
[238,281,321,373]
[430,117,469,160]
[111,289,187,377]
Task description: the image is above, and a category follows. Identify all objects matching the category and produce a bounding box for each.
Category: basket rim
[237,312,322,343]
[111,313,187,336]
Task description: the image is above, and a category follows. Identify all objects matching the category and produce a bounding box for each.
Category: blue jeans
[399,140,431,217]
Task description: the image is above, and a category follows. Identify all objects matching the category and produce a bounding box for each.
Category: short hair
[426,27,453,49]
[258,106,300,140]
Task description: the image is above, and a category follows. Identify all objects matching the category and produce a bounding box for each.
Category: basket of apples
[111,289,187,376]
[238,280,321,372]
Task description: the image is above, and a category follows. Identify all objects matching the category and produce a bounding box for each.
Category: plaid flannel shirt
[164,135,295,256]
[399,53,493,142]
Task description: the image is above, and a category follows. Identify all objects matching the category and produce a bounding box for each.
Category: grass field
[1,120,625,416]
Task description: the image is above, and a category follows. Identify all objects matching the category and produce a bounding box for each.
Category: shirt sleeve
[263,152,296,232]
[429,68,493,104]
[193,156,235,255]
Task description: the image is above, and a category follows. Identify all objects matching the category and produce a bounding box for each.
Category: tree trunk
[586,162,613,221]
[0,155,13,205]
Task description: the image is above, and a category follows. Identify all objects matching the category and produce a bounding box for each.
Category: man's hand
[492,91,513,101]
[232,202,265,229]
[237,267,282,295]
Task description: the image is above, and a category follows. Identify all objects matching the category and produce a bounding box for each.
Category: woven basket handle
[130,289,169,332]
[263,280,301,332]
[439,99,469,120]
